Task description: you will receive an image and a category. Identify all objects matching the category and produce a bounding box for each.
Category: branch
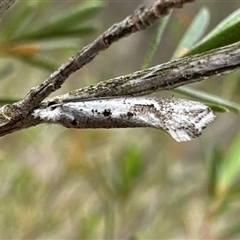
[0,40,239,137]
[45,41,240,104]
[0,0,195,135]
[0,0,16,19]
[14,0,194,117]
[0,0,239,141]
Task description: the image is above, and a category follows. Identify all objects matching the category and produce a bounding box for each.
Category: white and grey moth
[32,97,215,142]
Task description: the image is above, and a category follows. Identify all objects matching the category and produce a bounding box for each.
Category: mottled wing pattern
[149,98,215,141]
[32,97,215,142]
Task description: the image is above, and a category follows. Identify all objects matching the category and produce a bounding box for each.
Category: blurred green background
[0,0,240,238]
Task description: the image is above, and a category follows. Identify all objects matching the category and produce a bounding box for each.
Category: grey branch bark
[0,0,239,138]
[17,0,194,115]
[0,0,16,19]
[44,41,240,105]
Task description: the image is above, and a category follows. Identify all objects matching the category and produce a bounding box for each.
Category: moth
[32,97,215,142]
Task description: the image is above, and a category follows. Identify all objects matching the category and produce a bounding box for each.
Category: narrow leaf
[2,3,36,41]
[172,8,210,58]
[207,104,229,113]
[219,222,240,239]
[18,55,59,72]
[0,64,14,80]
[121,145,143,187]
[13,26,97,41]
[142,13,171,69]
[0,97,18,105]
[185,8,240,56]
[14,2,104,41]
[217,133,240,196]
[174,87,240,113]
[207,148,223,198]
[43,3,104,32]
[33,39,80,52]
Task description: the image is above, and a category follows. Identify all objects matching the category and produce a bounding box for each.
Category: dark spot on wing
[102,109,112,117]
[47,101,57,107]
[50,105,58,110]
[127,112,134,119]
[71,119,78,125]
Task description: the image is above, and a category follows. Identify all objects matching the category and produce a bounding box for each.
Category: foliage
[0,1,240,239]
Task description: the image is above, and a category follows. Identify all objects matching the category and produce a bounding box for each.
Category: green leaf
[207,104,229,113]
[80,212,102,239]
[33,39,80,52]
[198,8,240,43]
[14,3,103,41]
[185,8,240,56]
[172,8,210,58]
[219,222,240,238]
[2,3,37,41]
[207,148,224,198]
[217,133,240,196]
[13,25,97,41]
[44,2,104,32]
[142,13,171,69]
[10,2,103,42]
[18,55,59,72]
[174,87,240,113]
[119,145,144,194]
[0,64,14,80]
[0,97,18,105]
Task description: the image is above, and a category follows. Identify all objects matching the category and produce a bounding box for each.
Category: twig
[0,0,15,19]
[0,40,239,137]
[15,0,195,116]
[0,0,195,135]
[45,41,240,104]
[0,0,239,139]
